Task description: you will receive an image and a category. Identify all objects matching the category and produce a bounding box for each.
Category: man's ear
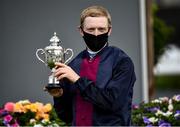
[78,26,84,36]
[108,27,112,36]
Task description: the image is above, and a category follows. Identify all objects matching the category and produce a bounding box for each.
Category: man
[47,5,136,126]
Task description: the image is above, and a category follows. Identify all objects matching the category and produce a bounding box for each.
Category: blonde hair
[80,5,112,28]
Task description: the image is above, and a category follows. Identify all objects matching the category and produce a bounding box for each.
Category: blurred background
[0,0,144,104]
[0,0,179,105]
[148,0,180,99]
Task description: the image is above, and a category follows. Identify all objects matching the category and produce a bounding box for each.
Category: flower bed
[132,94,180,126]
[1,95,180,126]
[0,100,66,126]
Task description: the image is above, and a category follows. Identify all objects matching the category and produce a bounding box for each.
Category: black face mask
[82,30,108,52]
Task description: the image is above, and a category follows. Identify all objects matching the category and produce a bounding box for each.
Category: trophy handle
[64,48,73,64]
[36,48,46,65]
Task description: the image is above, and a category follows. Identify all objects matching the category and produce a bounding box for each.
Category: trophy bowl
[36,32,73,90]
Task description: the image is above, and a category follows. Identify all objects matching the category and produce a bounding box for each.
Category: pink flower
[132,104,139,109]
[4,102,15,112]
[4,114,13,123]
[11,120,19,127]
[0,108,4,114]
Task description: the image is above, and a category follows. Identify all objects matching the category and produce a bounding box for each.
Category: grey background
[0,0,142,105]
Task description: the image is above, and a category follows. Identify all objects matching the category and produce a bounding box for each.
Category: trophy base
[45,84,61,90]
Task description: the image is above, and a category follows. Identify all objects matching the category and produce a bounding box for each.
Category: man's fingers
[57,74,67,80]
[47,88,63,97]
[54,68,66,77]
[55,62,66,67]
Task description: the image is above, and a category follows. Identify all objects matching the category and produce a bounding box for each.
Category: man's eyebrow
[98,27,107,29]
[87,26,107,29]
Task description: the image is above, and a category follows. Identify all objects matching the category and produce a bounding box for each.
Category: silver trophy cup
[36,32,73,89]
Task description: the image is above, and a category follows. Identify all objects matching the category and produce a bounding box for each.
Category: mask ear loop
[80,26,89,51]
[80,26,84,32]
[80,26,87,36]
[107,26,112,34]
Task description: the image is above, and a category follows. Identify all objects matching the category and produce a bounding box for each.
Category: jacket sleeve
[53,84,73,124]
[74,57,136,112]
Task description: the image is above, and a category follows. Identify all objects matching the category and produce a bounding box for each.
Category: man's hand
[44,87,63,97]
[54,62,80,83]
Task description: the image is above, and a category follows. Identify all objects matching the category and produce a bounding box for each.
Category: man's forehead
[83,16,108,28]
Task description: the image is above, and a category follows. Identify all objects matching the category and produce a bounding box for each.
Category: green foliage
[47,59,55,69]
[14,111,36,125]
[49,108,67,126]
[155,75,180,89]
[153,3,174,65]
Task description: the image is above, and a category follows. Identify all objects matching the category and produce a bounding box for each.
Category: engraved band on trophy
[36,32,73,89]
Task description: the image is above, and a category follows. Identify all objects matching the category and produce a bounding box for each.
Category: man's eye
[87,28,95,31]
[98,28,107,32]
